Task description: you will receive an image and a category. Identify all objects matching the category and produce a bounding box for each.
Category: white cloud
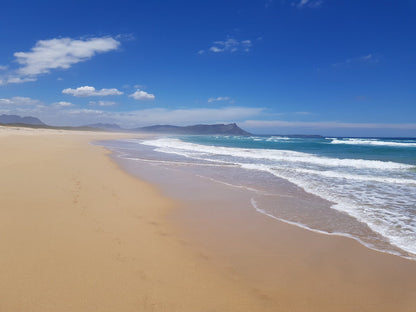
[202,38,253,54]
[67,108,104,115]
[89,100,118,106]
[15,37,120,76]
[118,107,261,126]
[208,96,232,103]
[62,86,123,97]
[209,46,223,53]
[105,106,262,127]
[0,97,76,112]
[241,120,416,130]
[129,89,155,101]
[0,37,120,85]
[0,96,41,106]
[5,76,37,84]
[52,101,74,108]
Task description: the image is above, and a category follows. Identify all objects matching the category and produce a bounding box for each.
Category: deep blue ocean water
[100,135,416,260]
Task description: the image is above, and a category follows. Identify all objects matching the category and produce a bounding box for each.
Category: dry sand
[1,126,416,312]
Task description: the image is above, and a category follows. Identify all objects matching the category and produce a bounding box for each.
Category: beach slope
[0,127,265,311]
[1,126,416,312]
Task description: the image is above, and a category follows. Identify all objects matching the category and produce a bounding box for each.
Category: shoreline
[101,135,414,260]
[104,134,416,311]
[249,198,415,261]
[2,126,416,311]
[168,170,416,311]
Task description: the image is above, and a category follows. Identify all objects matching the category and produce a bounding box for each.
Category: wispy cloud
[241,120,416,130]
[0,96,42,106]
[112,107,262,127]
[0,76,37,85]
[0,97,76,112]
[208,96,233,103]
[129,89,155,101]
[293,0,323,8]
[67,108,104,115]
[62,86,123,97]
[15,37,120,76]
[52,101,74,108]
[0,97,263,128]
[2,97,414,135]
[199,38,253,54]
[332,53,381,68]
[89,100,118,106]
[1,36,120,85]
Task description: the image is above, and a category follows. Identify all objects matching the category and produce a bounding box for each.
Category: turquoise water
[181,135,416,165]
[100,135,416,260]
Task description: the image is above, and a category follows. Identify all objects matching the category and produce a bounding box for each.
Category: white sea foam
[330,138,416,147]
[250,198,410,259]
[122,156,238,167]
[137,137,416,258]
[240,164,416,256]
[266,136,292,141]
[141,138,414,170]
[281,167,416,185]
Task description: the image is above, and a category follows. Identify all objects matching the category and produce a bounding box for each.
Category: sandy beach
[1,126,416,312]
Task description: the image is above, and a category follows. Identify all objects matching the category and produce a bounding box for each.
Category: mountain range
[0,114,251,135]
[0,114,45,125]
[134,123,251,135]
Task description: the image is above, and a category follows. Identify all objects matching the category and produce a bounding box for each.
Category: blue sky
[0,0,415,136]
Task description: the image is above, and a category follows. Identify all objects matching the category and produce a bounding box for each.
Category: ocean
[98,135,416,260]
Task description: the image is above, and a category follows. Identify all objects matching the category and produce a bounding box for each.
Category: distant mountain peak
[136,123,251,135]
[0,114,45,126]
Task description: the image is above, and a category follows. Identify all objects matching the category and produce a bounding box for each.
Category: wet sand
[110,136,416,312]
[1,126,416,311]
